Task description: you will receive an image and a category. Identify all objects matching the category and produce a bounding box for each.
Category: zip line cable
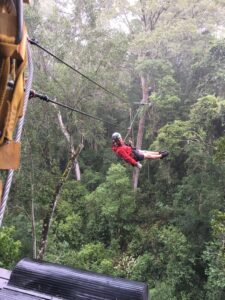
[124,102,152,141]
[7,82,115,125]
[28,38,125,102]
[124,107,141,141]
[30,91,115,125]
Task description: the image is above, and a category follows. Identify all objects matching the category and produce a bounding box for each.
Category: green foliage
[85,164,136,248]
[82,168,104,191]
[214,136,225,162]
[189,96,224,131]
[152,120,188,158]
[55,213,83,249]
[131,226,194,280]
[46,239,116,275]
[73,242,113,272]
[51,181,88,249]
[203,211,225,299]
[0,227,21,269]
[4,2,225,300]
[193,40,225,98]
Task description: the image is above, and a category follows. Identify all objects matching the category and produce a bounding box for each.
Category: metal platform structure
[0,258,149,300]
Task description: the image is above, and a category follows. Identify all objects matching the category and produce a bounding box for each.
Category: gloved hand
[128,138,133,147]
[136,162,142,169]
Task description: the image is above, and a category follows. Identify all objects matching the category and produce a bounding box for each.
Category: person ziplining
[111,132,169,169]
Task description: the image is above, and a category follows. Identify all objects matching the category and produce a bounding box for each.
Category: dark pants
[132,149,144,161]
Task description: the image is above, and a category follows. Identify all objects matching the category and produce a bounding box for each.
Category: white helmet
[112,132,122,141]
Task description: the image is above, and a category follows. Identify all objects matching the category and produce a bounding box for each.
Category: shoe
[160,151,169,159]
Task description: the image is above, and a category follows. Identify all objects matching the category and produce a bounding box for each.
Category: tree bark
[26,135,37,259]
[37,104,84,260]
[30,171,36,259]
[54,103,81,181]
[37,144,83,260]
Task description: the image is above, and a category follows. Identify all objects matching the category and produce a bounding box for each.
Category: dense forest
[2,0,225,298]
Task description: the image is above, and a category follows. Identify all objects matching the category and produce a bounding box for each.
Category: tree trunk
[54,103,81,181]
[31,174,36,259]
[73,159,81,180]
[37,145,83,260]
[133,75,149,189]
[26,135,37,259]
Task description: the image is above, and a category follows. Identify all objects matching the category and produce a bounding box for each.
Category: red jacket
[112,143,138,166]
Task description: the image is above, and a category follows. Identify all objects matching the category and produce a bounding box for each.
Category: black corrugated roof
[0,258,149,300]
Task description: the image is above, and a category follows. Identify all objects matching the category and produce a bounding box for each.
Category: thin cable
[124,108,141,142]
[0,43,33,227]
[31,92,115,125]
[29,38,125,102]
[124,102,152,141]
[7,81,115,125]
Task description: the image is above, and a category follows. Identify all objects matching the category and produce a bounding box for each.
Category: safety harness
[0,0,28,170]
[0,0,31,225]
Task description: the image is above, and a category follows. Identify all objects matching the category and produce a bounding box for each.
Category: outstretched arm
[117,147,138,166]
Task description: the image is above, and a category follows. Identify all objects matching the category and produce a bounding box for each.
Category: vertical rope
[0,42,33,227]
[124,108,141,142]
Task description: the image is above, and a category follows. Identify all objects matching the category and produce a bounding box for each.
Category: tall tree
[99,0,225,187]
